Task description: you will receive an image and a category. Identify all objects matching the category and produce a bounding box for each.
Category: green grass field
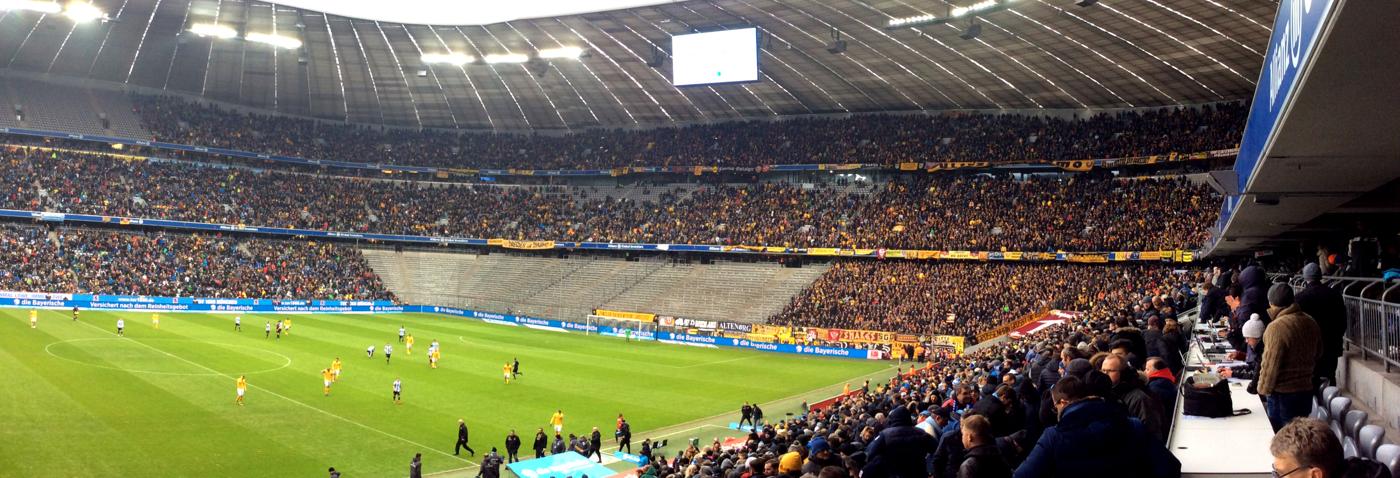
[0,309,894,477]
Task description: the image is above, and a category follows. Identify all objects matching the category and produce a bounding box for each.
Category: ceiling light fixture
[484,53,529,64]
[537,47,583,59]
[246,32,303,49]
[421,53,475,65]
[189,23,238,39]
[951,0,1000,18]
[61,1,103,22]
[886,0,1013,29]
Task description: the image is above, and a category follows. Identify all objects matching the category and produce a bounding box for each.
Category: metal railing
[1283,274,1400,372]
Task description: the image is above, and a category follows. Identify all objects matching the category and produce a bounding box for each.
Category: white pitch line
[68,318,475,466]
[674,354,764,369]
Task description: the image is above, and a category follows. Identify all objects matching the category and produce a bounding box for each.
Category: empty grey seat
[1343,436,1359,459]
[1358,425,1385,460]
[1376,444,1400,478]
[1343,409,1368,442]
[1319,386,1340,419]
[1328,397,1351,440]
[1317,383,1335,410]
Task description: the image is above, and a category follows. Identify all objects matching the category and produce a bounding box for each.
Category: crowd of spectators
[630,268,1200,478]
[0,148,1218,251]
[132,94,1245,170]
[0,224,393,301]
[770,262,1183,338]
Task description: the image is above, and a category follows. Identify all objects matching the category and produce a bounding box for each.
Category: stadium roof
[0,0,1277,130]
[258,1,683,26]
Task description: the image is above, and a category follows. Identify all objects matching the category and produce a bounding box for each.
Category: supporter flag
[1052,160,1093,172]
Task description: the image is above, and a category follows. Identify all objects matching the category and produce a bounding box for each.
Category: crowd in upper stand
[635,268,1200,478]
[0,224,393,301]
[771,262,1182,338]
[0,148,1218,252]
[132,94,1245,170]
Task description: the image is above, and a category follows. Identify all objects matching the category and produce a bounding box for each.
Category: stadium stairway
[360,249,830,324]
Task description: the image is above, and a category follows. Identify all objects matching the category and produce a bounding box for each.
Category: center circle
[45,338,293,376]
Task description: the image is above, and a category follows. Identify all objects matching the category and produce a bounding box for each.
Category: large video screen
[671,28,759,87]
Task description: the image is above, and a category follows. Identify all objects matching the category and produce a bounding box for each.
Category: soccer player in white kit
[116,318,125,336]
[392,378,403,404]
[234,316,242,331]
[384,344,393,364]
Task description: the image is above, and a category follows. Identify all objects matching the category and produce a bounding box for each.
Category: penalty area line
[69,319,475,466]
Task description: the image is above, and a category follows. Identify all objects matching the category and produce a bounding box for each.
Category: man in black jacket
[410,453,423,478]
[740,402,754,428]
[1101,355,1166,443]
[478,448,503,478]
[532,428,548,458]
[456,419,476,456]
[551,433,566,455]
[862,405,938,478]
[1294,263,1346,386]
[1199,275,1228,323]
[504,430,521,463]
[1014,376,1180,478]
[958,415,1011,478]
[589,427,604,463]
[618,419,633,454]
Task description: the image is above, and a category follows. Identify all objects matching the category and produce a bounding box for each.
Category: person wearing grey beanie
[1302,263,1322,282]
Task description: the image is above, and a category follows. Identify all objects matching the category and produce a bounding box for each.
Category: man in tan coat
[1258,283,1321,432]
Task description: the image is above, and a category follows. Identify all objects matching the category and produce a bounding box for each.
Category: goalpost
[584,314,656,341]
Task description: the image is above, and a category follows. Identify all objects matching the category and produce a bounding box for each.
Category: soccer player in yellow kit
[283,318,291,336]
[322,368,335,396]
[236,375,248,405]
[30,309,37,329]
[504,363,513,384]
[430,349,441,369]
[331,358,343,382]
[550,410,564,434]
[151,313,160,330]
[405,334,415,355]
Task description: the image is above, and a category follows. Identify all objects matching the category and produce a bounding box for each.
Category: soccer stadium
[2,0,1399,477]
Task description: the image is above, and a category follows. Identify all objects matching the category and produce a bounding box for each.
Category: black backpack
[1182,376,1246,418]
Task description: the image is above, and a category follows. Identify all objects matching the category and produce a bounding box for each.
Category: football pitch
[0,309,894,477]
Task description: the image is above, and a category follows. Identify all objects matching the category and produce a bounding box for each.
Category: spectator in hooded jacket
[862,405,938,478]
[1013,376,1180,478]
